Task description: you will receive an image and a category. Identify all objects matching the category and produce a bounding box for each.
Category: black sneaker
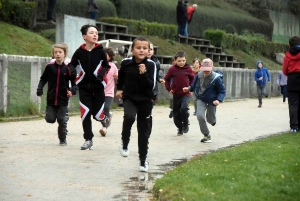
[59,139,67,146]
[201,135,211,143]
[183,123,189,133]
[177,128,183,136]
[169,110,173,118]
[211,122,216,126]
[81,140,93,150]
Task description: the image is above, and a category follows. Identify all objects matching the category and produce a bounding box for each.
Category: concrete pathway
[0,98,289,200]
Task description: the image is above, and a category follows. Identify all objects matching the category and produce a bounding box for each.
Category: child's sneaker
[81,140,93,150]
[99,127,107,136]
[177,128,183,136]
[169,110,173,118]
[201,135,211,143]
[193,111,197,116]
[119,146,129,157]
[183,123,189,133]
[59,139,67,146]
[139,161,149,172]
[290,128,298,133]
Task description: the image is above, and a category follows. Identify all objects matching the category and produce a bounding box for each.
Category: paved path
[0,98,289,201]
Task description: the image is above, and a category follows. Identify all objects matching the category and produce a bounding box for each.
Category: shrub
[99,17,177,39]
[0,0,36,28]
[203,29,226,47]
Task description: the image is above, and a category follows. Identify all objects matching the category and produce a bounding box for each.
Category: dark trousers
[104,96,113,117]
[280,85,287,102]
[121,99,153,162]
[257,85,268,103]
[172,95,190,129]
[89,12,97,20]
[287,91,300,129]
[79,87,106,140]
[47,0,56,21]
[177,23,185,35]
[45,105,67,140]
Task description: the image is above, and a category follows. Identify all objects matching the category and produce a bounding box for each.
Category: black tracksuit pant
[121,99,153,163]
[172,95,190,129]
[288,91,300,129]
[45,105,67,140]
[79,87,106,140]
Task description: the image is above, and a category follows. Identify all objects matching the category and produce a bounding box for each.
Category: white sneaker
[99,127,107,136]
[139,161,149,172]
[107,112,113,127]
[119,146,129,157]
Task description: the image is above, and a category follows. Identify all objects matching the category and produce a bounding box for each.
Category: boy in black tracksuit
[37,43,77,145]
[116,36,156,172]
[70,24,110,150]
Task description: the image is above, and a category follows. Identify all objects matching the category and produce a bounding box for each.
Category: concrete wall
[56,14,96,59]
[269,10,300,43]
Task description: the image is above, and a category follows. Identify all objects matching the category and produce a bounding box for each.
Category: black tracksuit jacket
[117,56,156,102]
[70,43,110,89]
[37,61,77,106]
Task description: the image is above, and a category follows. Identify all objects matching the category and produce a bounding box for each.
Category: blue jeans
[184,21,188,36]
[177,23,185,36]
[89,12,97,20]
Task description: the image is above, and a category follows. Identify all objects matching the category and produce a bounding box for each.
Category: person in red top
[282,35,300,132]
[164,52,194,135]
[185,4,197,36]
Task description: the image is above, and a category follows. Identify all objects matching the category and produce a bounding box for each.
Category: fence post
[0,54,8,113]
[31,56,42,112]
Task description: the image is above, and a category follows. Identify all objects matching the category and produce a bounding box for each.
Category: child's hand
[182,87,189,93]
[213,100,220,106]
[169,90,174,94]
[259,77,263,80]
[159,79,165,84]
[67,90,72,98]
[138,64,146,74]
[113,73,118,79]
[116,90,123,98]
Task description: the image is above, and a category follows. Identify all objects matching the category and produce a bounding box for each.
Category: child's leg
[282,85,287,102]
[45,105,56,124]
[172,95,183,129]
[287,91,299,129]
[257,85,263,104]
[57,106,67,140]
[136,100,153,164]
[262,85,268,97]
[79,88,94,140]
[122,99,137,149]
[206,105,217,125]
[180,96,190,125]
[196,100,210,135]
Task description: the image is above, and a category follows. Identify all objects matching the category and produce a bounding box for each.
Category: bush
[203,29,226,47]
[0,0,36,28]
[224,24,237,34]
[99,17,177,39]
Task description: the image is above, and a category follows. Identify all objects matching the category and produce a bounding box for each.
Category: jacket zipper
[55,65,61,105]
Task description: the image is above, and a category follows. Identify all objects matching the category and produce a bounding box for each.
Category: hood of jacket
[256,60,264,69]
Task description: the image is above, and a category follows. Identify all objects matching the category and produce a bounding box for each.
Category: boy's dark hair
[104,47,115,62]
[132,36,150,49]
[174,52,187,60]
[80,24,98,35]
[289,36,300,47]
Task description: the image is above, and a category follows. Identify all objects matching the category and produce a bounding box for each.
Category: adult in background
[185,4,197,37]
[88,0,99,20]
[47,0,56,24]
[176,0,187,36]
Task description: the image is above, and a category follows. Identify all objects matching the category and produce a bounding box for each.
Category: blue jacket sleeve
[215,78,226,102]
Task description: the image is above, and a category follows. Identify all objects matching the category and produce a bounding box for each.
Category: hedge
[0,0,36,28]
[99,17,177,39]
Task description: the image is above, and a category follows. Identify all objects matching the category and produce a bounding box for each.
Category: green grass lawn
[152,133,300,201]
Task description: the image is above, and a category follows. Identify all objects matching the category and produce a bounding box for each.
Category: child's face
[147,43,154,58]
[83,27,98,44]
[131,40,149,63]
[193,60,200,72]
[203,70,212,76]
[258,62,263,68]
[53,47,65,64]
[175,57,186,67]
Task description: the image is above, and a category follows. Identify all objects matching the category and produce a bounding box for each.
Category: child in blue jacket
[254,60,270,108]
[183,58,226,143]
